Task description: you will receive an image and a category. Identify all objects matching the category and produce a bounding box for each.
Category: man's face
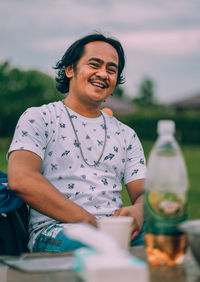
[66,41,119,105]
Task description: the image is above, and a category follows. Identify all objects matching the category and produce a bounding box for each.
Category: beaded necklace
[62,101,107,167]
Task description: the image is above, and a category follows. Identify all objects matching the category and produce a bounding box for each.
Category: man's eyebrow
[88,57,118,69]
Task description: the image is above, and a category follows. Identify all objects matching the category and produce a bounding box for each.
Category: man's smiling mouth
[89,79,109,89]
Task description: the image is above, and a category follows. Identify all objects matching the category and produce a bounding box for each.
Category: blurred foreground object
[101,107,114,116]
[64,223,148,282]
[179,220,200,266]
[144,120,188,265]
[97,216,133,250]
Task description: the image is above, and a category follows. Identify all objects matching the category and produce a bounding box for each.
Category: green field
[1,138,200,219]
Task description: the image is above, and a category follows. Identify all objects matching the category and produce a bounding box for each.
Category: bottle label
[144,191,187,235]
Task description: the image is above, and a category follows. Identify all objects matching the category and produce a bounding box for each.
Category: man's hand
[112,206,140,241]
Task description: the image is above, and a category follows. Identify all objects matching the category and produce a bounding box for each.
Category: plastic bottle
[144,120,188,266]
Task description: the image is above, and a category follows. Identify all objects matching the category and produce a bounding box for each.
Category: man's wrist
[130,203,144,230]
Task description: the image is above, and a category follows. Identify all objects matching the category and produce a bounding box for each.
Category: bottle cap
[157,120,175,135]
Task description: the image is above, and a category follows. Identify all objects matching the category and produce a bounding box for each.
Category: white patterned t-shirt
[8,101,146,250]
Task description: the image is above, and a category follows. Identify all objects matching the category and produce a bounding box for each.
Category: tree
[112,85,125,98]
[133,77,157,107]
[0,61,62,137]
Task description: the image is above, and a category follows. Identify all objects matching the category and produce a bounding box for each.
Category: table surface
[0,246,200,282]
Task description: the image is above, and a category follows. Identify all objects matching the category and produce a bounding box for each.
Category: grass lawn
[1,138,200,219]
[0,137,10,172]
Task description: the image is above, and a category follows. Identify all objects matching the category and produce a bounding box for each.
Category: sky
[1,0,200,104]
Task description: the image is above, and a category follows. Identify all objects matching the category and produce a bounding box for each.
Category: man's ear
[65,65,74,78]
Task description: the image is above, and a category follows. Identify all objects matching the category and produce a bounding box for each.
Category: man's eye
[108,68,116,74]
[89,63,99,68]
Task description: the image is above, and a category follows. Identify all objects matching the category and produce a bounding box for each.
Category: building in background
[171,93,200,110]
[101,96,136,115]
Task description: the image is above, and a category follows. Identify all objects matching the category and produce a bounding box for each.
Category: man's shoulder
[22,101,62,117]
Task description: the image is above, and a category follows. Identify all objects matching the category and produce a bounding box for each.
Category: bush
[0,61,63,137]
[117,109,200,145]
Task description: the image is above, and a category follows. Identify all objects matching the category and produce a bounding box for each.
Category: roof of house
[101,96,135,114]
[171,93,200,108]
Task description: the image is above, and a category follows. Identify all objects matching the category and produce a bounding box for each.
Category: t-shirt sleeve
[7,107,48,160]
[124,131,146,184]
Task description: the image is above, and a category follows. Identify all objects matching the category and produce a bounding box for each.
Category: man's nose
[96,68,108,80]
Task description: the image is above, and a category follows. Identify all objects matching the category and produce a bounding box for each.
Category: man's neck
[63,97,102,118]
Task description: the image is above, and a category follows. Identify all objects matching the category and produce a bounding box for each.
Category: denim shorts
[33,222,145,253]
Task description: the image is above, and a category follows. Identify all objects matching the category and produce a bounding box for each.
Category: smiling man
[7,33,146,252]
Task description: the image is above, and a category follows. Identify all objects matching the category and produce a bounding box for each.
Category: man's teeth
[91,82,105,88]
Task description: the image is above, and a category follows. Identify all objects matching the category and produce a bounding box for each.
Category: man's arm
[8,150,97,226]
[113,179,144,240]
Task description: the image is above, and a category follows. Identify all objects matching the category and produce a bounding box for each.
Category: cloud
[32,27,200,58]
[118,28,200,55]
[2,0,200,57]
[32,36,75,53]
[1,1,200,32]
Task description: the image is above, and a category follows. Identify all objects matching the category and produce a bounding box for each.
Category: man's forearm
[8,170,97,226]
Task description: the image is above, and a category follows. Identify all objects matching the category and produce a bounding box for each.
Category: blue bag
[0,170,29,255]
[0,170,24,213]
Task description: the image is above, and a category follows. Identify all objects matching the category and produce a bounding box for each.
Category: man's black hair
[53,32,126,94]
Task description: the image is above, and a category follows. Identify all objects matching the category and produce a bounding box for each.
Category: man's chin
[89,98,104,106]
[91,95,109,104]
[91,92,111,103]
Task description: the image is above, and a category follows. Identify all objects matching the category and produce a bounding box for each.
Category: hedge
[117,111,200,145]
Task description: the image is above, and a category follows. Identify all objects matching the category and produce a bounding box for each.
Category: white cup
[97,216,133,250]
